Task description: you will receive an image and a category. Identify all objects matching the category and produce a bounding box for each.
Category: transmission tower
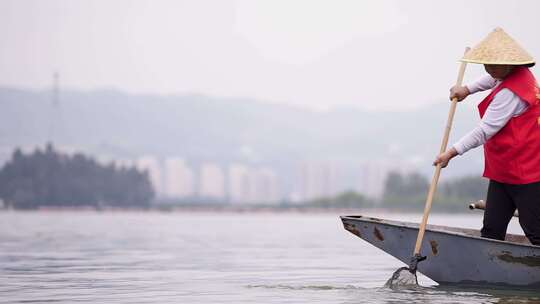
[48,72,60,145]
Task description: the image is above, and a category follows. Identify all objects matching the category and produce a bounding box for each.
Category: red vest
[478,67,540,184]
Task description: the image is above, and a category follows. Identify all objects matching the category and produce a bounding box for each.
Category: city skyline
[1,143,415,204]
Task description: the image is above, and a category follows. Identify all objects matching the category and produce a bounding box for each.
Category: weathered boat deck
[341,215,540,287]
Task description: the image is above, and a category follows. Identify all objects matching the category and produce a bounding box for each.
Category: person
[433,28,540,245]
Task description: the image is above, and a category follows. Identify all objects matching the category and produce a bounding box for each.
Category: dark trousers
[481,180,540,245]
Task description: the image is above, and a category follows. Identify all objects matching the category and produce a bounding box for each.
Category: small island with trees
[0,144,154,209]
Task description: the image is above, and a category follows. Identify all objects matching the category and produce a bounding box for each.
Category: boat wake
[384,267,419,289]
[246,283,538,303]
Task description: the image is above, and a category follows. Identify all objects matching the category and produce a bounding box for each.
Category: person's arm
[453,89,527,154]
[449,74,498,101]
[434,88,528,167]
[466,74,498,94]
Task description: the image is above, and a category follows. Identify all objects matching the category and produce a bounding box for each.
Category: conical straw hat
[461,28,534,65]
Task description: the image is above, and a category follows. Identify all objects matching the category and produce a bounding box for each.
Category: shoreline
[0,205,481,215]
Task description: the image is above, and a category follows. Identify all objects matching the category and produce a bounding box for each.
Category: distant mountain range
[0,86,485,181]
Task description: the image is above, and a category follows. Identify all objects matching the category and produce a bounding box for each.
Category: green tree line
[381,171,488,211]
[0,144,154,209]
[304,171,487,211]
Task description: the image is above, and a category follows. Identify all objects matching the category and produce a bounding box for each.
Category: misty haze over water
[3,1,540,301]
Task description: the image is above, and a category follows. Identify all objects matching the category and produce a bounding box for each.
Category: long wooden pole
[413,48,470,256]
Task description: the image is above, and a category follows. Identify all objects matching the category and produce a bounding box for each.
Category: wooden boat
[341,215,540,287]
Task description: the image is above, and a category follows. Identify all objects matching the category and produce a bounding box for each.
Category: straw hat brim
[461,58,535,65]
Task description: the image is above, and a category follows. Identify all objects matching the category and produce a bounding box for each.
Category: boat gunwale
[340,215,540,249]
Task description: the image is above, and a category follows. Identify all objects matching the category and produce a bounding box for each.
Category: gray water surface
[1,211,538,303]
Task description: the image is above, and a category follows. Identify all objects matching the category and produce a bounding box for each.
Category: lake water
[1,211,538,303]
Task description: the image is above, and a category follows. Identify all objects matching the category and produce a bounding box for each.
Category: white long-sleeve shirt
[452,74,529,155]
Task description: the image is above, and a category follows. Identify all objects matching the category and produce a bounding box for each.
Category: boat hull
[341,215,540,287]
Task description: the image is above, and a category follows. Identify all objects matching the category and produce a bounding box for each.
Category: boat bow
[341,215,540,287]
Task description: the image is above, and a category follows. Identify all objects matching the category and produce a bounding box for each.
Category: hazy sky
[1,0,540,110]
